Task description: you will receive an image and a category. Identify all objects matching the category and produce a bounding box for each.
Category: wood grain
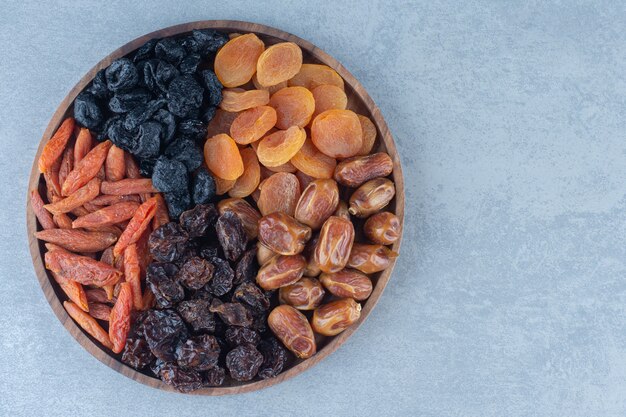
[26,20,405,395]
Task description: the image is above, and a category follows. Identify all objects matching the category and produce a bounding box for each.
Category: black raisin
[165,189,192,219]
[152,109,176,146]
[204,366,225,387]
[146,263,185,308]
[152,156,188,193]
[139,158,156,177]
[208,299,252,327]
[191,168,216,205]
[176,257,214,290]
[179,53,201,74]
[105,58,139,93]
[107,117,139,151]
[155,38,186,66]
[226,343,263,382]
[167,75,204,118]
[177,299,215,332]
[215,211,247,262]
[86,69,110,99]
[225,326,260,347]
[177,119,206,142]
[159,363,204,393]
[165,138,203,172]
[175,334,220,371]
[133,121,162,159]
[121,337,154,370]
[108,88,151,113]
[201,106,217,123]
[74,92,104,130]
[155,60,180,92]
[133,38,158,62]
[142,309,186,361]
[199,70,222,107]
[123,99,166,131]
[192,29,229,54]
[207,257,234,297]
[148,223,189,262]
[257,337,288,379]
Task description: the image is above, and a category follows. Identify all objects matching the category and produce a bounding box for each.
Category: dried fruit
[256,254,306,290]
[311,84,347,119]
[220,89,270,112]
[320,269,372,300]
[52,271,89,312]
[217,198,261,240]
[233,281,270,312]
[204,133,244,180]
[180,204,218,238]
[177,257,214,290]
[45,250,122,287]
[114,196,157,256]
[290,138,336,179]
[356,114,377,155]
[214,33,265,87]
[177,299,215,332]
[53,212,73,229]
[30,189,56,230]
[85,288,111,304]
[269,86,315,129]
[363,211,401,245]
[334,152,393,188]
[234,248,258,284]
[226,343,264,381]
[35,229,117,252]
[311,109,363,158]
[294,179,339,229]
[58,147,74,190]
[191,168,216,205]
[333,200,350,220]
[257,337,287,379]
[256,42,302,87]
[152,194,170,229]
[152,156,188,193]
[149,222,189,262]
[62,140,112,196]
[256,126,306,167]
[122,337,154,369]
[101,178,157,195]
[206,109,240,137]
[105,58,138,92]
[230,105,277,145]
[256,241,276,266]
[72,201,140,229]
[143,309,187,362]
[302,235,321,277]
[278,277,325,310]
[311,298,361,336]
[313,216,355,274]
[104,145,126,182]
[268,305,316,359]
[159,364,203,393]
[124,243,143,310]
[258,212,311,255]
[109,282,133,353]
[205,366,226,387]
[225,326,261,347]
[39,118,75,173]
[228,148,260,197]
[265,160,297,173]
[215,211,247,261]
[175,335,220,371]
[74,128,92,164]
[289,64,344,90]
[207,257,234,296]
[88,302,112,321]
[64,301,113,350]
[257,172,301,217]
[44,178,101,215]
[348,178,395,218]
[209,299,252,327]
[347,243,399,274]
[146,262,185,308]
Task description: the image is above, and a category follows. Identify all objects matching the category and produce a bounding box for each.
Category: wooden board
[26,20,405,395]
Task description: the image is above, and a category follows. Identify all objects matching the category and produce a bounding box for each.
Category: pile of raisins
[121,203,288,392]
[74,30,229,218]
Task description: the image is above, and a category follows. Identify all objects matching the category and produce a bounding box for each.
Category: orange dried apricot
[204,134,244,181]
[311,109,363,158]
[253,74,287,94]
[257,172,301,217]
[256,42,303,87]
[256,126,306,167]
[228,148,260,198]
[206,109,240,138]
[229,105,277,144]
[220,89,270,112]
[265,160,297,173]
[214,33,265,87]
[289,64,344,91]
[290,138,337,179]
[357,114,377,155]
[311,85,347,119]
[269,87,315,129]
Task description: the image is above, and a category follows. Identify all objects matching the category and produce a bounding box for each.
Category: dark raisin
[105,58,139,93]
[165,189,191,219]
[190,287,213,302]
[179,204,218,237]
[249,310,269,334]
[133,39,158,62]
[74,92,104,130]
[159,363,204,393]
[215,211,247,262]
[108,88,151,113]
[257,337,288,379]
[149,223,189,262]
[107,117,139,151]
[152,156,188,193]
[177,299,215,332]
[203,366,225,387]
[226,343,263,382]
[199,245,221,261]
[177,119,206,142]
[155,38,186,66]
[191,168,216,205]
[146,263,185,308]
[142,309,186,361]
[165,138,203,172]
[208,299,252,327]
[86,69,110,99]
[179,53,201,74]
[199,70,222,107]
[192,29,229,54]
[207,257,234,297]
[152,109,176,146]
[234,248,258,285]
[123,99,165,131]
[176,257,214,290]
[167,75,204,118]
[121,337,154,370]
[139,158,156,177]
[225,326,260,347]
[175,334,220,371]
[133,121,162,159]
[232,282,270,313]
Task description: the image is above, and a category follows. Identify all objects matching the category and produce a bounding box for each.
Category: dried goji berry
[152,193,170,230]
[53,213,73,229]
[30,189,56,230]
[109,282,133,353]
[72,201,140,229]
[38,117,75,173]
[101,178,157,195]
[64,300,113,350]
[113,197,157,257]
[124,243,143,310]
[43,178,101,215]
[74,127,92,164]
[88,303,112,321]
[105,145,126,182]
[45,250,123,287]
[51,271,89,312]
[58,146,74,190]
[62,140,112,196]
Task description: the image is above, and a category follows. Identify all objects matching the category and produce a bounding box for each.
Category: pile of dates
[121,203,289,392]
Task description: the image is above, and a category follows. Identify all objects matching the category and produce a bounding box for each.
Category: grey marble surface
[2,1,626,416]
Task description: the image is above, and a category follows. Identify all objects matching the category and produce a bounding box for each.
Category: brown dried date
[320,269,373,301]
[311,298,361,336]
[313,216,355,274]
[256,241,277,266]
[217,197,261,240]
[347,243,399,274]
[302,234,321,277]
[348,178,395,218]
[278,277,325,310]
[256,254,306,290]
[333,200,350,221]
[215,211,247,261]
[258,212,311,255]
[268,305,316,358]
[363,211,401,245]
[334,152,393,188]
[294,179,339,230]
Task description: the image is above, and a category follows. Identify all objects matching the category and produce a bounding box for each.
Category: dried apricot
[229,106,277,145]
[206,109,240,138]
[311,84,347,119]
[311,109,362,158]
[290,138,336,179]
[256,126,306,167]
[228,147,260,198]
[220,89,269,112]
[61,140,112,196]
[257,172,301,216]
[253,74,287,94]
[38,117,75,173]
[215,33,265,87]
[269,86,315,129]
[265,160,297,173]
[256,42,303,87]
[204,134,244,181]
[213,173,236,195]
[289,64,344,90]
[356,114,377,155]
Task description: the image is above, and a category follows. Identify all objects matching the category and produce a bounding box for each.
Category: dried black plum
[152,156,188,193]
[191,168,216,205]
[177,119,206,142]
[137,59,160,93]
[86,69,109,99]
[225,326,260,347]
[176,257,214,290]
[179,53,201,74]
[152,109,176,146]
[175,335,220,371]
[107,117,138,151]
[108,88,151,113]
[159,363,204,393]
[138,158,156,177]
[123,99,165,131]
[142,309,186,361]
[234,248,258,285]
[207,257,234,297]
[149,223,189,262]
[209,299,252,327]
[74,92,104,130]
[133,38,158,62]
[226,343,263,382]
[105,58,139,93]
[121,337,154,370]
[204,366,225,387]
[133,121,162,159]
[257,337,287,379]
[165,138,203,172]
[215,211,247,262]
[192,29,229,54]
[180,204,218,237]
[165,189,192,220]
[146,263,185,308]
[201,106,217,123]
[199,70,222,107]
[155,38,186,66]
[232,282,270,313]
[177,299,215,332]
[155,60,180,92]
[167,75,204,118]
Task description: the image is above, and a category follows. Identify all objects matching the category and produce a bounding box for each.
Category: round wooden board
[26,20,404,395]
